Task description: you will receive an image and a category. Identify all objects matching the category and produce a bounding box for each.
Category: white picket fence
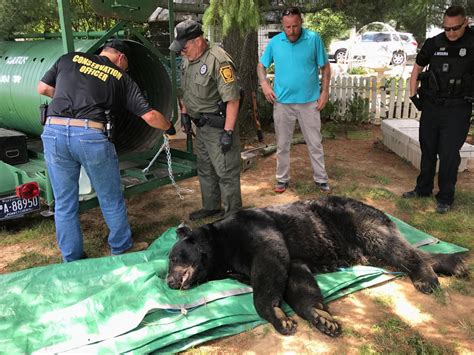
[329,75,420,124]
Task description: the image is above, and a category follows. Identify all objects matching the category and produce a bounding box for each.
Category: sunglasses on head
[282,7,301,17]
[443,23,464,32]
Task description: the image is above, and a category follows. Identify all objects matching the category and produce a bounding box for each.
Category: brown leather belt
[46,117,104,130]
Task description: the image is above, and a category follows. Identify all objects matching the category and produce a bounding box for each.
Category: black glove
[165,122,176,135]
[220,130,233,154]
[181,113,192,134]
[410,95,423,111]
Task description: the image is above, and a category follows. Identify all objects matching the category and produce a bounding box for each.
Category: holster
[104,110,115,142]
[39,104,48,126]
[200,113,225,129]
[418,71,440,93]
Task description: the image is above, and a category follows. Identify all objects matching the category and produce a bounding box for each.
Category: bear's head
[166,225,214,290]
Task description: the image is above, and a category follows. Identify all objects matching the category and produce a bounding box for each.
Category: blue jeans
[41,124,132,262]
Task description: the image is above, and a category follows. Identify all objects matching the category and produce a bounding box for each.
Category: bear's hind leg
[284,260,341,337]
[361,226,440,293]
[251,253,297,335]
[429,253,469,278]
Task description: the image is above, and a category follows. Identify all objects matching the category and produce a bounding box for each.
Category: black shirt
[41,52,152,123]
[416,27,474,67]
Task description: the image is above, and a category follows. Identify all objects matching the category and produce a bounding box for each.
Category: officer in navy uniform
[169,20,242,221]
[405,5,473,214]
[37,39,176,262]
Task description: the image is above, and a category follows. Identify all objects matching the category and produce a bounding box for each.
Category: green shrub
[347,66,368,75]
[342,93,370,124]
[327,93,370,125]
[320,99,339,122]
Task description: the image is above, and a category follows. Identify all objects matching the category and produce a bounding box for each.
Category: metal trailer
[0,0,195,221]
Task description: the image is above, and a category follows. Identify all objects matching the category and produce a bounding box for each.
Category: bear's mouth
[167,265,196,290]
[180,268,192,289]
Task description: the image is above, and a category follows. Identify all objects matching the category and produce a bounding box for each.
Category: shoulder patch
[219,65,235,83]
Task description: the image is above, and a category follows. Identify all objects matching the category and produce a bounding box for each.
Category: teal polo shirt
[260,28,328,104]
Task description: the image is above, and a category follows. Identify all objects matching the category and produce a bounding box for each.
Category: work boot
[316,182,331,193]
[402,190,420,198]
[111,241,149,256]
[436,202,450,214]
[189,209,224,221]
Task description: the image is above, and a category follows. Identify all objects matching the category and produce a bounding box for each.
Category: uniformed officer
[37,39,176,262]
[405,5,473,214]
[169,20,242,221]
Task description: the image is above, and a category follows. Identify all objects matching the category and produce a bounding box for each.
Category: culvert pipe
[0,39,171,153]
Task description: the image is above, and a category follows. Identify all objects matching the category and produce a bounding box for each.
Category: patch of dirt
[1,125,472,352]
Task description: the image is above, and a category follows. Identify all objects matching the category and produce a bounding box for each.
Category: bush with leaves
[320,99,339,123]
[339,93,370,124]
[323,93,370,125]
[347,67,368,75]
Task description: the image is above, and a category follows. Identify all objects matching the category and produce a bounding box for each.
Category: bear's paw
[310,307,342,337]
[273,306,298,335]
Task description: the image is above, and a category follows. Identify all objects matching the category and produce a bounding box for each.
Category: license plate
[0,195,40,220]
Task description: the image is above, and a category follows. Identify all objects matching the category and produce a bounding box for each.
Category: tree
[202,0,268,134]
[304,9,350,51]
[0,0,58,38]
[0,0,116,39]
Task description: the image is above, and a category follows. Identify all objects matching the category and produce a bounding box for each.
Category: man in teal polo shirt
[257,6,331,193]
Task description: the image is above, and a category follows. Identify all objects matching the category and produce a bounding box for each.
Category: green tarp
[0,216,467,353]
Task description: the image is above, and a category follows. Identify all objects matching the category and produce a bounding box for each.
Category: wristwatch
[224,130,233,136]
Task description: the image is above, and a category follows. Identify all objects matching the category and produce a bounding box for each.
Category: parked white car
[329,23,417,66]
[398,32,418,57]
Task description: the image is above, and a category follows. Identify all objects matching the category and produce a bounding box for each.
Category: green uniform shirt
[181,45,241,118]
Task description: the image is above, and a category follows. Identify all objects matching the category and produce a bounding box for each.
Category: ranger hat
[104,39,131,59]
[169,20,204,52]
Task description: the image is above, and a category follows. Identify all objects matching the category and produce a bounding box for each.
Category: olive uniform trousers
[195,124,242,215]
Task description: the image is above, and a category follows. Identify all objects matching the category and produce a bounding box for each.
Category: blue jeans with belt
[41,124,132,262]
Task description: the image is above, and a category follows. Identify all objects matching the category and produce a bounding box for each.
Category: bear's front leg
[284,260,342,337]
[251,251,297,335]
[253,298,297,335]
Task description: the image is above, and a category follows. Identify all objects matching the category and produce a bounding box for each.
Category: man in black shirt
[37,39,176,262]
[404,6,473,214]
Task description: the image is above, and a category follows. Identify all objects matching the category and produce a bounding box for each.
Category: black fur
[167,196,468,336]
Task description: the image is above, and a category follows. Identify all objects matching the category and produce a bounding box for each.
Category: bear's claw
[273,306,298,335]
[311,307,342,337]
[413,278,440,294]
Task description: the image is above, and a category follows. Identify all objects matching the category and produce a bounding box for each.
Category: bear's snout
[166,266,194,289]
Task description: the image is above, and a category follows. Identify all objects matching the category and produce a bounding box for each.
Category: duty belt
[46,117,105,130]
[191,113,225,129]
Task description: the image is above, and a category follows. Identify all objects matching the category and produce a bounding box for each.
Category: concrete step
[381,119,474,172]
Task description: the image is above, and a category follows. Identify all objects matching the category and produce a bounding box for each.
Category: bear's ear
[176,224,192,239]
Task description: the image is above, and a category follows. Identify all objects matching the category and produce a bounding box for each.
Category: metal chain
[142,136,194,200]
[163,136,194,200]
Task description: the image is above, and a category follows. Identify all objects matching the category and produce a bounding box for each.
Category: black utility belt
[423,97,471,107]
[191,113,225,129]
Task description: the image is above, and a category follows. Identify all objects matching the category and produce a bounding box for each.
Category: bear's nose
[166,274,180,289]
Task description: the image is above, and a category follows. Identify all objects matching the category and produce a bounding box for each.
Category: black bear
[166,196,468,337]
